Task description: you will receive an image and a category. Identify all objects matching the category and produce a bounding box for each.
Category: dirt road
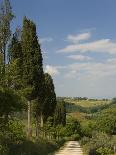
[55,141,83,155]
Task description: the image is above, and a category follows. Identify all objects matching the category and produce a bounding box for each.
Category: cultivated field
[65,99,110,108]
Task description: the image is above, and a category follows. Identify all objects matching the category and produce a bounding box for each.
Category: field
[65,99,110,108]
[65,98,113,122]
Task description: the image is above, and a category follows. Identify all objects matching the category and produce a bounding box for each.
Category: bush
[70,134,81,141]
[95,107,116,134]
[81,132,115,155]
[0,119,26,155]
[81,120,96,137]
[96,147,112,155]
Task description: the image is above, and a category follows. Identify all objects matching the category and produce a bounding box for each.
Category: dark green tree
[0,0,14,75]
[54,100,66,126]
[21,17,44,90]
[0,87,23,123]
[66,119,81,137]
[42,73,57,125]
[21,17,44,137]
[8,32,23,89]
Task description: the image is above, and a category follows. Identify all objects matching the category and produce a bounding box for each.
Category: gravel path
[55,141,83,155]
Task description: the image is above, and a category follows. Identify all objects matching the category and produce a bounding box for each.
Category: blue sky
[9,0,116,98]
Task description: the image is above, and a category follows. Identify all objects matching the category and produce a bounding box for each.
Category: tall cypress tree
[43,73,57,124]
[8,33,23,89]
[0,0,14,75]
[54,100,66,126]
[21,17,44,137]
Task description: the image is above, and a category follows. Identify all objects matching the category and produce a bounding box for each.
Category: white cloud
[58,32,116,54]
[53,58,116,80]
[45,65,59,76]
[67,54,92,61]
[65,70,78,79]
[66,60,116,79]
[107,58,116,63]
[67,32,91,43]
[40,37,53,44]
[47,60,116,98]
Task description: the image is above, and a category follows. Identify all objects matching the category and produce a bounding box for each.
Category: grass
[65,99,110,108]
[67,112,87,121]
[66,99,113,122]
[8,139,57,155]
[8,138,65,155]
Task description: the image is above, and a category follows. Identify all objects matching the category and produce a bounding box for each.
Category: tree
[96,106,116,134]
[21,17,44,91]
[42,73,57,125]
[54,100,66,126]
[21,17,44,137]
[0,87,23,123]
[0,0,14,75]
[65,118,81,137]
[8,32,23,89]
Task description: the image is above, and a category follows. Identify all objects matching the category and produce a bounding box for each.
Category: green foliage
[21,17,44,91]
[96,147,112,155]
[20,87,34,101]
[70,134,81,141]
[8,34,23,89]
[112,98,116,104]
[66,100,115,114]
[0,87,24,119]
[66,119,81,137]
[0,119,26,155]
[8,139,61,155]
[0,0,14,75]
[95,105,116,134]
[0,53,4,83]
[21,17,45,120]
[54,99,66,126]
[43,73,57,122]
[8,119,26,141]
[81,132,115,155]
[81,120,96,137]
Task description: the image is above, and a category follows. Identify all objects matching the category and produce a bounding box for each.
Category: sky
[7,0,116,98]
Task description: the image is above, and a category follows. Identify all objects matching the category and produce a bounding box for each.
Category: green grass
[65,99,110,108]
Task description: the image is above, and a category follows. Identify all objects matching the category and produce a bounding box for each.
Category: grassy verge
[8,138,65,155]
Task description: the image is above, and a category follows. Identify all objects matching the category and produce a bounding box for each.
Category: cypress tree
[21,17,44,137]
[8,33,23,89]
[21,17,44,95]
[54,100,66,126]
[43,73,57,124]
[0,0,14,75]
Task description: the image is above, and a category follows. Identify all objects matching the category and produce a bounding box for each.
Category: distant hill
[60,98,115,114]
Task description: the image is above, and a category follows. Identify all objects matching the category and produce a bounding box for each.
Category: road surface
[54,141,83,155]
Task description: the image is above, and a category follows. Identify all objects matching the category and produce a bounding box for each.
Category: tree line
[0,0,66,141]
